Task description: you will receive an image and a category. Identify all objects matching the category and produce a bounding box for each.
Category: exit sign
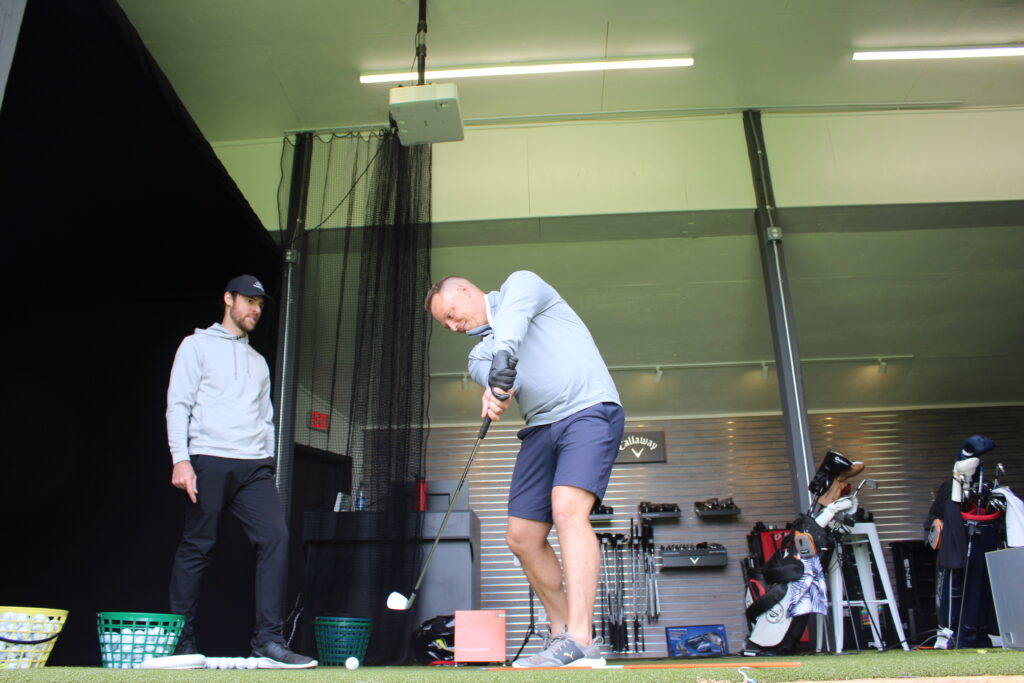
[310,411,330,431]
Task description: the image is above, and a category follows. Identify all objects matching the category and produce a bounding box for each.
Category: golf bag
[743,514,835,653]
[411,615,455,664]
[925,435,1007,648]
[742,450,863,654]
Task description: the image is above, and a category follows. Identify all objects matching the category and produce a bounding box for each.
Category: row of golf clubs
[595,520,660,653]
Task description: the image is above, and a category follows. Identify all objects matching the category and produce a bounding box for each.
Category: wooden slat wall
[424,406,1024,658]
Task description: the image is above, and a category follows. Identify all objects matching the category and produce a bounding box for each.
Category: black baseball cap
[225,274,272,302]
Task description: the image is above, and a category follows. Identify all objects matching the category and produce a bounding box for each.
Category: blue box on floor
[665,624,729,657]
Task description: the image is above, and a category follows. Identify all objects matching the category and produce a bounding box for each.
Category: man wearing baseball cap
[165,275,316,668]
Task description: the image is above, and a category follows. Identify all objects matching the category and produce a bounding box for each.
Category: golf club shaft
[405,416,493,608]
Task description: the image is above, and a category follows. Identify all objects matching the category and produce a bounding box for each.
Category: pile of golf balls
[205,657,261,669]
[1,612,62,670]
[98,625,176,669]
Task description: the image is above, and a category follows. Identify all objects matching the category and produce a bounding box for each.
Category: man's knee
[506,520,550,558]
[551,487,596,528]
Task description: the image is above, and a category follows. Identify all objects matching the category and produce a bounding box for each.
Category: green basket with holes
[0,606,69,669]
[96,612,183,669]
[314,615,372,666]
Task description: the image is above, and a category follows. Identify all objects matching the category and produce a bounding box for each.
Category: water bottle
[355,482,366,511]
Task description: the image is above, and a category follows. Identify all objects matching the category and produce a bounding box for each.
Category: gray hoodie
[166,323,274,464]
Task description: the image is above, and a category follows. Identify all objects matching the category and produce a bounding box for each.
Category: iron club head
[386,591,412,611]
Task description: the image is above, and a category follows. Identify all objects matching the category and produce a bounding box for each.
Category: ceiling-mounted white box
[389,83,464,146]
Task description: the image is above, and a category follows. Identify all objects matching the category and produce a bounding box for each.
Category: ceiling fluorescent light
[853,46,1024,61]
[361,56,693,84]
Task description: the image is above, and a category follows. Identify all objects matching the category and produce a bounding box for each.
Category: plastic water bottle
[355,483,366,511]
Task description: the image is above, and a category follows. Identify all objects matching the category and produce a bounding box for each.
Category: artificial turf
[5,649,1023,682]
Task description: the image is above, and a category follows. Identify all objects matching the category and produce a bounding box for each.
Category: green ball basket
[96,612,184,669]
[314,615,372,666]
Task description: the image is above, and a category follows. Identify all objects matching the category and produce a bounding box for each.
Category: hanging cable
[416,0,428,85]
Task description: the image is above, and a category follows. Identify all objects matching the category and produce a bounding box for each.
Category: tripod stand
[512,586,539,662]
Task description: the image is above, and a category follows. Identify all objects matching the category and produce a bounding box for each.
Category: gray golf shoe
[512,633,606,668]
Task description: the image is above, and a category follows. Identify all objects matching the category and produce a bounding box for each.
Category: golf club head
[856,478,879,492]
[386,591,412,611]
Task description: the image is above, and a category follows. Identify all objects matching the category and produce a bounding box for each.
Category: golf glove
[488,351,517,393]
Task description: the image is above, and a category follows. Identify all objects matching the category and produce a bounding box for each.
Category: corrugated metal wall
[425,406,1023,658]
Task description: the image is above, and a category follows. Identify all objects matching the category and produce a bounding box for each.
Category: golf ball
[345,656,359,670]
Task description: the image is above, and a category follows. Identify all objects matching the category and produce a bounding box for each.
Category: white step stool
[827,522,910,653]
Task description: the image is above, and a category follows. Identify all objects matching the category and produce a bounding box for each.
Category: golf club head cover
[951,456,980,502]
[808,450,854,497]
[960,434,995,459]
[817,461,865,506]
[814,496,856,528]
[488,351,517,394]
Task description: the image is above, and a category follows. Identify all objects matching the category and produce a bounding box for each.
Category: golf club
[387,414,492,611]
[388,369,515,611]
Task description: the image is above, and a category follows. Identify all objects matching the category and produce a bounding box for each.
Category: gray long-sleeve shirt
[467,271,620,426]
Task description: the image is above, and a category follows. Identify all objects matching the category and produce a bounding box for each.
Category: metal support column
[273,132,313,520]
[742,110,815,513]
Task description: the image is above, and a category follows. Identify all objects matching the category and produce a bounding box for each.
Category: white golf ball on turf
[345,656,359,670]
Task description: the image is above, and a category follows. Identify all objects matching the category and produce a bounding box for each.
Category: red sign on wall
[310,411,330,432]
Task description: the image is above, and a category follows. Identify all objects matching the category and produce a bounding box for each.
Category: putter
[388,371,515,611]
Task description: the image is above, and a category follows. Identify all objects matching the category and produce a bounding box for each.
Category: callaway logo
[253,280,266,292]
[620,434,659,459]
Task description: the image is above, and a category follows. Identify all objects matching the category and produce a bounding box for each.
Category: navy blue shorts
[508,402,625,524]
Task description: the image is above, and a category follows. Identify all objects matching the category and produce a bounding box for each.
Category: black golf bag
[411,615,456,665]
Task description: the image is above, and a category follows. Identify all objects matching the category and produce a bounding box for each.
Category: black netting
[281,131,431,664]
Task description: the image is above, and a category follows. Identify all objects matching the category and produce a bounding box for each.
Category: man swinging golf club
[425,271,624,668]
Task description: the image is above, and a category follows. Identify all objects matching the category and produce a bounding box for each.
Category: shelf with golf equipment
[660,542,728,568]
[693,497,742,518]
[638,502,681,519]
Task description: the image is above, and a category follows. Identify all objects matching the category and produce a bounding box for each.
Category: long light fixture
[360,56,693,84]
[431,354,913,388]
[853,46,1024,61]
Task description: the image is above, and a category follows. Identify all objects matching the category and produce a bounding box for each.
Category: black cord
[511,586,538,662]
[298,133,387,241]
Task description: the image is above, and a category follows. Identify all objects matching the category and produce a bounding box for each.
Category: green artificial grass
[4,650,1023,682]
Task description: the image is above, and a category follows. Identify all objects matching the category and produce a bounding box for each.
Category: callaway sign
[615,431,666,464]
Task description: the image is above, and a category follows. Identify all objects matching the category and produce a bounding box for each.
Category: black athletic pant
[169,455,289,648]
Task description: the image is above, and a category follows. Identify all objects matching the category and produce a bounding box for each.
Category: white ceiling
[118,0,1024,142]
[116,1,1024,423]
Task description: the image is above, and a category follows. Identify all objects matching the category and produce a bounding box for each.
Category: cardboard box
[454,610,506,662]
[665,624,729,657]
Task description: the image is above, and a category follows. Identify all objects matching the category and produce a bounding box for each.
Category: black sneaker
[251,641,318,669]
[172,637,197,656]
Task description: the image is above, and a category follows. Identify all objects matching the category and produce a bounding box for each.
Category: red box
[454,610,505,663]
